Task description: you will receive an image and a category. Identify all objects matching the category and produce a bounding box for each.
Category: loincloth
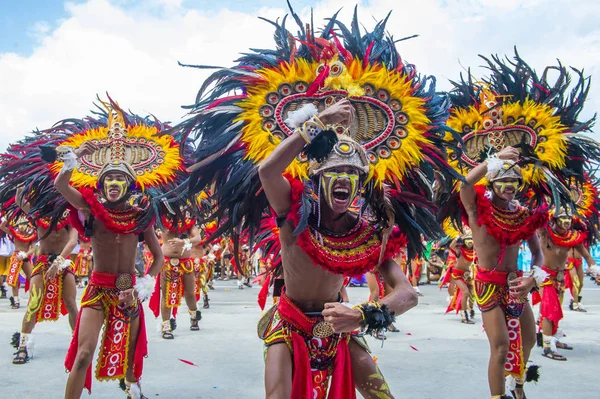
[31,254,73,322]
[149,257,193,317]
[258,291,366,399]
[64,271,147,393]
[474,266,526,378]
[532,266,564,335]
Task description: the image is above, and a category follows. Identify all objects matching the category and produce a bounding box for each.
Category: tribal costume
[532,267,565,336]
[73,237,92,278]
[443,51,600,397]
[173,5,459,397]
[259,291,366,399]
[65,271,147,393]
[31,254,72,322]
[0,98,189,396]
[149,256,194,315]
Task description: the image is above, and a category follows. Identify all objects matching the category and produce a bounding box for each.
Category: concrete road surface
[1,281,598,398]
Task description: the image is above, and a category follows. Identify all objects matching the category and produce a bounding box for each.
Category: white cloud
[1,0,598,153]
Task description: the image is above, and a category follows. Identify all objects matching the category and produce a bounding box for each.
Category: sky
[0,0,598,152]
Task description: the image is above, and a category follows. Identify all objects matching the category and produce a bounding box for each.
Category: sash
[34,255,69,322]
[6,251,24,287]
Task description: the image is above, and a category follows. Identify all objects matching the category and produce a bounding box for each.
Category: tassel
[525,364,540,383]
[302,129,338,163]
[134,275,155,301]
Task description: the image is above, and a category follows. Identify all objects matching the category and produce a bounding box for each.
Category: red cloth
[64,271,147,393]
[533,266,563,335]
[277,292,356,399]
[445,269,467,314]
[257,273,271,310]
[564,257,582,291]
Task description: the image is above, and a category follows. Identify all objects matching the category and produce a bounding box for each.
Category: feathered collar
[547,226,587,248]
[465,185,548,249]
[283,174,406,277]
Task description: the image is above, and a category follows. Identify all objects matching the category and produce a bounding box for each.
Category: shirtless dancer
[461,147,546,399]
[12,189,78,365]
[259,101,417,398]
[0,211,37,309]
[156,212,202,338]
[446,232,476,324]
[57,143,162,398]
[535,209,598,361]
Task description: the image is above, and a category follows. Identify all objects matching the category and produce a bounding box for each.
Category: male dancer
[409,257,424,296]
[0,210,37,309]
[12,191,78,365]
[236,244,253,290]
[425,250,444,284]
[461,147,546,399]
[153,210,202,338]
[446,232,477,324]
[534,209,597,361]
[258,100,417,398]
[57,142,163,398]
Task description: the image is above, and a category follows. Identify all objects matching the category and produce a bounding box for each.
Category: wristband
[589,265,600,277]
[182,238,192,255]
[284,103,318,128]
[298,116,326,144]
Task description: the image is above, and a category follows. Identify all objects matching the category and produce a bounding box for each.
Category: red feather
[409,345,419,351]
[178,358,199,367]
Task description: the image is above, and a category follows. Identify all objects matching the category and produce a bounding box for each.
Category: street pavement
[1,281,598,398]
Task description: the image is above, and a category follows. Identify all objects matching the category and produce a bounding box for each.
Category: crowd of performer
[1,5,600,399]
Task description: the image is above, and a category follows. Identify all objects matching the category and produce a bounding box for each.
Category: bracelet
[352,301,395,334]
[298,116,326,144]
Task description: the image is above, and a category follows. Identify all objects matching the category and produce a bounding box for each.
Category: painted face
[492,179,520,200]
[556,216,573,230]
[463,238,474,249]
[320,168,360,214]
[102,172,130,202]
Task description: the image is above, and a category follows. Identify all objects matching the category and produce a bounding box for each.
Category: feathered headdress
[441,49,599,222]
[0,96,191,233]
[173,4,461,261]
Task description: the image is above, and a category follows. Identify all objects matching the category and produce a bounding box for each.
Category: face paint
[320,172,360,210]
[557,216,572,229]
[492,179,520,196]
[103,177,129,202]
[463,239,474,248]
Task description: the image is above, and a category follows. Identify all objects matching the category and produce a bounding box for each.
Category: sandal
[189,310,201,331]
[208,283,215,291]
[203,297,210,309]
[511,383,527,399]
[373,330,386,340]
[161,321,174,339]
[12,348,30,364]
[556,341,573,350]
[9,297,20,309]
[387,324,400,333]
[542,348,567,361]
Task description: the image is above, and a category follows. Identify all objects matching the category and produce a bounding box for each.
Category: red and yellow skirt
[532,266,565,335]
[445,268,474,313]
[30,254,73,322]
[474,267,526,378]
[6,251,28,288]
[64,271,147,393]
[73,249,92,277]
[258,292,359,399]
[149,257,193,317]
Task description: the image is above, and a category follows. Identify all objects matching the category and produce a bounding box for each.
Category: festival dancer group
[1,5,600,399]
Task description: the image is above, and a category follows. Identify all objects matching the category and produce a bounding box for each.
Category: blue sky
[0,0,598,152]
[0,0,320,55]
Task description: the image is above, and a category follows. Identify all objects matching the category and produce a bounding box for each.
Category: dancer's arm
[258,100,354,217]
[509,233,542,298]
[54,142,97,211]
[144,227,164,278]
[460,146,519,212]
[377,258,419,315]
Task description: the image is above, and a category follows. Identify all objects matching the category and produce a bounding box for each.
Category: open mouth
[332,186,350,204]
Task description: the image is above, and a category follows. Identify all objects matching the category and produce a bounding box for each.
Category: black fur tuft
[11,332,20,349]
[525,364,541,383]
[302,130,338,163]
